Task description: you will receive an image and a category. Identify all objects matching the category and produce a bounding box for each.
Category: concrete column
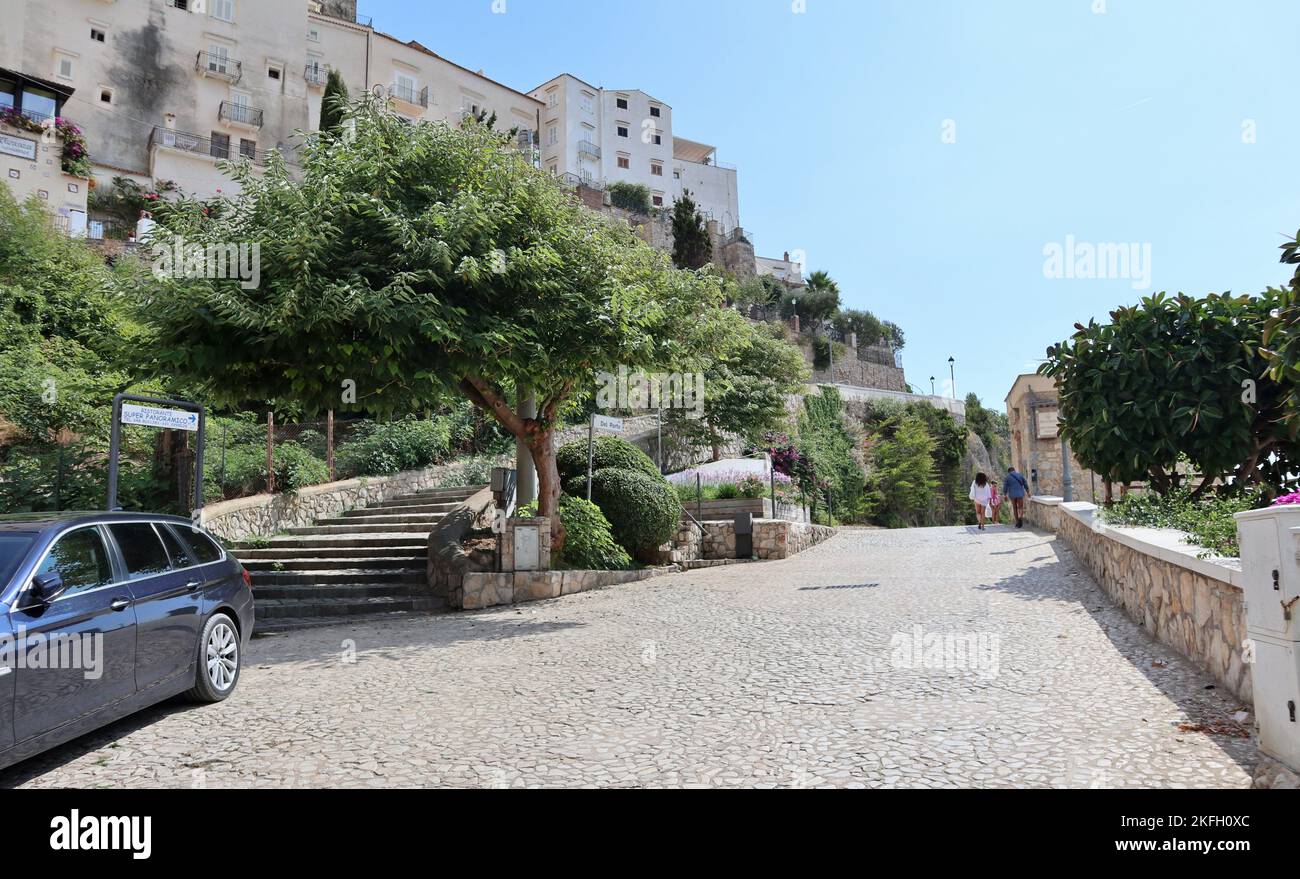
[515,389,537,508]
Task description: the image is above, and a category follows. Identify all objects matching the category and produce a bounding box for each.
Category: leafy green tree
[319,69,349,134]
[866,413,938,527]
[131,98,720,547]
[831,308,884,346]
[1046,292,1295,497]
[779,283,840,325]
[608,182,652,215]
[795,386,866,522]
[670,189,713,270]
[668,312,808,460]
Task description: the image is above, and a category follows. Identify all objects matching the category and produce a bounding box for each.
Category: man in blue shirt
[1004,467,1030,528]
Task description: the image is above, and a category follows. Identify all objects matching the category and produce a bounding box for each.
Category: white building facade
[530,73,741,234]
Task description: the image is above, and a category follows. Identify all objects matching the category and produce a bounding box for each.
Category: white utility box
[1248,633,1300,769]
[1234,507,1300,640]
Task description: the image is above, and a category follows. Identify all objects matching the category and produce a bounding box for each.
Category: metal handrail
[304,64,328,86]
[218,101,263,128]
[196,51,241,81]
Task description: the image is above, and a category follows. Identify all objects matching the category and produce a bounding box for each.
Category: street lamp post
[930,376,935,396]
[948,357,956,400]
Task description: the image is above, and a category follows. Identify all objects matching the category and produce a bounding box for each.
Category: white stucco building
[529,73,741,233]
[0,0,541,202]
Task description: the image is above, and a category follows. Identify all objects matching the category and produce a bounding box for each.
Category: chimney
[783,251,790,262]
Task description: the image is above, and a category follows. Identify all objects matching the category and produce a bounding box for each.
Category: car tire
[184,612,241,703]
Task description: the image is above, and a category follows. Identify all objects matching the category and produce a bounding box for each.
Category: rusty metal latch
[1284,596,1300,621]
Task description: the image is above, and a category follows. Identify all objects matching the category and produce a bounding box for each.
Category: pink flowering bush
[1272,491,1300,506]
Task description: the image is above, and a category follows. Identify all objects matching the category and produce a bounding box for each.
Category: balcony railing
[304,64,328,87]
[150,126,272,164]
[577,140,600,160]
[219,101,263,129]
[389,83,429,108]
[196,51,242,82]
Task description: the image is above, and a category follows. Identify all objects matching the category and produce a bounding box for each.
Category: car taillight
[241,566,252,589]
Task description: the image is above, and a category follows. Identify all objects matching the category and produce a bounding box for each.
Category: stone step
[252,608,440,635]
[235,535,428,550]
[345,502,460,516]
[237,546,427,561]
[284,524,437,535]
[253,583,424,601]
[681,558,757,570]
[388,486,482,502]
[249,568,425,585]
[242,556,425,571]
[314,513,446,527]
[254,594,437,620]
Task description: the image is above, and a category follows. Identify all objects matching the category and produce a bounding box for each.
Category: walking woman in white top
[969,472,994,531]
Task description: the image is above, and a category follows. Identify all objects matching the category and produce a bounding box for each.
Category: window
[394,72,417,103]
[653,133,662,145]
[307,28,321,42]
[108,523,171,580]
[210,131,230,159]
[547,125,557,146]
[90,28,106,43]
[617,125,628,138]
[57,56,74,80]
[652,195,664,207]
[156,525,196,570]
[33,529,112,597]
[0,81,14,110]
[650,106,660,117]
[170,525,223,564]
[267,65,282,81]
[651,162,663,176]
[546,88,558,108]
[99,87,113,104]
[616,97,628,109]
[548,163,558,175]
[22,87,57,120]
[206,43,230,74]
[0,534,34,587]
[239,138,257,158]
[211,0,234,22]
[580,92,594,114]
[617,156,629,169]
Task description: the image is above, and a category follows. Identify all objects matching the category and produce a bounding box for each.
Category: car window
[155,524,196,569]
[0,534,35,586]
[170,525,223,564]
[33,528,112,596]
[106,523,171,580]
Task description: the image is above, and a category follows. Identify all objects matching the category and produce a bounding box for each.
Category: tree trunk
[526,425,566,550]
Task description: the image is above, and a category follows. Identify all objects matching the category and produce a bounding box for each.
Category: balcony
[389,83,429,108]
[150,126,271,164]
[577,140,600,160]
[218,101,263,130]
[196,51,241,83]
[304,64,328,88]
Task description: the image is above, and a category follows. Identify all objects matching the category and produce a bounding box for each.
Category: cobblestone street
[2,526,1255,788]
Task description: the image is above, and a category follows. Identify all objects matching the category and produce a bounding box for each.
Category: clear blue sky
[362,0,1300,409]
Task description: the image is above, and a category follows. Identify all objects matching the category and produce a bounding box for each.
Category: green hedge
[556,436,660,483]
[566,468,681,558]
[336,418,451,477]
[553,496,633,570]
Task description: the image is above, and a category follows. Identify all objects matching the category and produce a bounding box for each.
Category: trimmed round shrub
[271,442,330,492]
[553,496,633,571]
[568,467,682,558]
[556,435,660,483]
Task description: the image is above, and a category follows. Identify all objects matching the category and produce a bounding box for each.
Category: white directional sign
[121,403,199,432]
[592,415,624,434]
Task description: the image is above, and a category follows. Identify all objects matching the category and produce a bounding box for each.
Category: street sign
[121,403,200,432]
[592,415,623,434]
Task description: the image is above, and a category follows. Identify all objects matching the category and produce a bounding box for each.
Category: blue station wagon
[0,512,254,770]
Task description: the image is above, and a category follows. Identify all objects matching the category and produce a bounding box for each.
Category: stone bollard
[1235,506,1300,784]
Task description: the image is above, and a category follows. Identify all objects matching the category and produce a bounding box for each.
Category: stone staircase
[234,485,482,633]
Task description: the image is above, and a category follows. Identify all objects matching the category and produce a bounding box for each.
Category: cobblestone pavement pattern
[3,526,1255,788]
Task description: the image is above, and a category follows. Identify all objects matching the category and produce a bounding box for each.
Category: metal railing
[150,125,272,164]
[219,101,263,128]
[196,51,241,82]
[304,64,328,87]
[390,83,429,107]
[577,139,600,159]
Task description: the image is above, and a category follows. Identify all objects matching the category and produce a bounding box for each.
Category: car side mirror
[31,572,68,604]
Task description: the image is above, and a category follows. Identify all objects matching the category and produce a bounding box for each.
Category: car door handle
[110,597,132,612]
[185,580,202,593]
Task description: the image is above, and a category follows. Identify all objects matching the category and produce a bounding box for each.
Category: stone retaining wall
[1027,497,1250,702]
[665,518,835,564]
[201,464,485,542]
[460,568,672,611]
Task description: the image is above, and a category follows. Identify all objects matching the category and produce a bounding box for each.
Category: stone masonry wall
[202,463,482,543]
[1027,498,1250,702]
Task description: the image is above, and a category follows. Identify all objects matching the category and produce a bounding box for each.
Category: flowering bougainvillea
[0,108,92,177]
[1272,491,1300,507]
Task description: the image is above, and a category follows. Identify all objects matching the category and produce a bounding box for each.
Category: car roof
[0,511,195,533]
